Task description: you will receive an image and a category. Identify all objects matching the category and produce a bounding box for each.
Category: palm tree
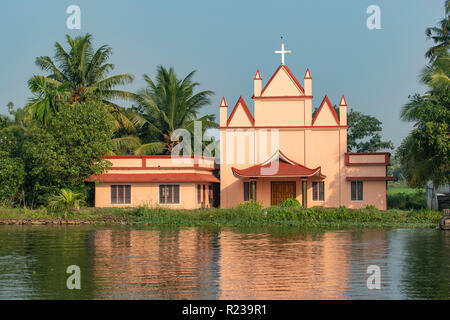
[48,188,85,219]
[421,53,450,90]
[425,0,450,61]
[133,66,217,155]
[27,33,140,151]
[33,33,135,103]
[26,76,70,125]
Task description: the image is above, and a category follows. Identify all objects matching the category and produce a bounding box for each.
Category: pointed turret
[339,95,347,126]
[304,68,312,96]
[304,68,313,125]
[219,96,228,127]
[254,69,262,97]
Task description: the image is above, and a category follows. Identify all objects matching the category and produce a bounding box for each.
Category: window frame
[351,181,364,201]
[244,181,250,201]
[159,184,181,204]
[208,184,213,204]
[243,181,256,201]
[312,181,325,201]
[110,184,131,205]
[197,184,201,204]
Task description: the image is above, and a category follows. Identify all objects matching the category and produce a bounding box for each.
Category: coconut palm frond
[134,142,165,155]
[111,135,141,153]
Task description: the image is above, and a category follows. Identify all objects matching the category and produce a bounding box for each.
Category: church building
[89,41,395,210]
[219,41,396,209]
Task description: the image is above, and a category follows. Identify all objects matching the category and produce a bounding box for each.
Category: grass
[0,204,442,229]
[388,184,427,210]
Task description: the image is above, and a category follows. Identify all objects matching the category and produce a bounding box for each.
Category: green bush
[236,200,263,210]
[280,198,301,208]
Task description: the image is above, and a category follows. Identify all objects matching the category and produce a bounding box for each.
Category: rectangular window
[111,185,131,204]
[243,181,256,201]
[312,182,324,201]
[202,184,206,204]
[159,184,180,204]
[197,184,201,204]
[243,182,250,201]
[208,185,213,204]
[351,181,363,201]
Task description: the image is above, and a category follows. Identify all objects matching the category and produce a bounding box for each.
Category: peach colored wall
[227,102,253,127]
[346,181,387,210]
[348,154,385,164]
[313,102,339,126]
[346,166,386,177]
[254,99,306,126]
[220,127,346,208]
[260,67,304,97]
[106,158,142,167]
[95,182,213,209]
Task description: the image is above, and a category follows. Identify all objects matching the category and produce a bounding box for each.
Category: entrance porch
[231,150,325,207]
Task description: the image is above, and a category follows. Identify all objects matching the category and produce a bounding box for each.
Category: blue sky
[0,0,445,147]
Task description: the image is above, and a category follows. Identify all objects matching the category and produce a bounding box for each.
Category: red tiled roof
[86,173,219,183]
[232,150,325,178]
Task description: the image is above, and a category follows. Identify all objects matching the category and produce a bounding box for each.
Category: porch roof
[231,150,325,179]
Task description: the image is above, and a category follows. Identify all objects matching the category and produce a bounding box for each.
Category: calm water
[0,225,449,300]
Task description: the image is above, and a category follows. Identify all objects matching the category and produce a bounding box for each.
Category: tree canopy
[398,0,450,189]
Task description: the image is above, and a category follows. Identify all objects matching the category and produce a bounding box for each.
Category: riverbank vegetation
[0,203,441,229]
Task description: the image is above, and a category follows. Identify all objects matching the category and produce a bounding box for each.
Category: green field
[388,184,427,210]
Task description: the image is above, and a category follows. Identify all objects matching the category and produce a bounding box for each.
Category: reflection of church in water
[90,228,389,299]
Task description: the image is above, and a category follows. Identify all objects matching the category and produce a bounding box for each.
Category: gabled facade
[219,64,396,209]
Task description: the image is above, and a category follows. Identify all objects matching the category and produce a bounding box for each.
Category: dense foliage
[347,110,394,152]
[0,151,25,206]
[398,1,450,190]
[21,101,114,206]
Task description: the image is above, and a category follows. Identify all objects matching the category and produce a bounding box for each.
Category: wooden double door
[271,181,296,205]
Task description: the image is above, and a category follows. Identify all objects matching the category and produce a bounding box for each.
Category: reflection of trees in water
[401,231,450,299]
[0,226,96,299]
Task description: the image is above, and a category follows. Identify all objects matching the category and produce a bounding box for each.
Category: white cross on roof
[274,37,291,65]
